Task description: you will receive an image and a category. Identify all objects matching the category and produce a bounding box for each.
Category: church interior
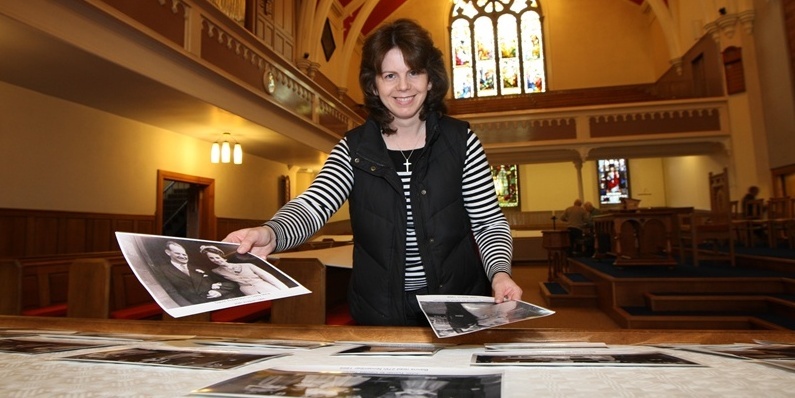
[2,0,795,389]
[2,1,795,395]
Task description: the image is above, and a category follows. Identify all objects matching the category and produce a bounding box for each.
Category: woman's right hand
[223,226,277,257]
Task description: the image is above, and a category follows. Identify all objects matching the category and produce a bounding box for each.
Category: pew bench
[107,257,164,320]
[70,257,273,323]
[0,252,165,320]
[0,252,125,317]
[4,252,350,325]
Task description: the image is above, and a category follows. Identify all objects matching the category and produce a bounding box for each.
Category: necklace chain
[394,131,424,173]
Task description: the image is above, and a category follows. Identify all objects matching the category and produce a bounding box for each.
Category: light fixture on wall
[211,132,243,164]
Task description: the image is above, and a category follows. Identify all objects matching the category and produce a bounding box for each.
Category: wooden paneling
[784,0,795,97]
[447,85,662,115]
[0,216,26,257]
[0,208,155,257]
[0,260,22,315]
[216,217,266,241]
[64,218,88,253]
[98,0,186,47]
[589,110,721,138]
[29,217,59,255]
[502,210,556,230]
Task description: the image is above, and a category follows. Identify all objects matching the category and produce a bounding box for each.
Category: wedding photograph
[115,232,310,318]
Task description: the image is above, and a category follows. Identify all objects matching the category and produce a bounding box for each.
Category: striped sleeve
[462,130,513,280]
[264,139,353,252]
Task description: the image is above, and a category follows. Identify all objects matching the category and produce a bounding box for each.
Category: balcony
[0,0,730,169]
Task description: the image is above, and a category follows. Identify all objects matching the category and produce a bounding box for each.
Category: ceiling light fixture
[211,132,242,164]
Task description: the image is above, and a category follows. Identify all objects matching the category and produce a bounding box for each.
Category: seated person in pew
[200,245,289,295]
[560,199,590,256]
[224,19,522,327]
[150,241,240,306]
[741,185,768,243]
[741,185,765,219]
[583,201,600,224]
[582,201,599,255]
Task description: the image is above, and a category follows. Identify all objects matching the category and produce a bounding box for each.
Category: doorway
[156,170,216,240]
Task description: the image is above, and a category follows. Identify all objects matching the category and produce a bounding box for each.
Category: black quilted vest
[345,113,490,325]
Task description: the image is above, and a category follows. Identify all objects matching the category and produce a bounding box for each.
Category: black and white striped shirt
[265,129,513,290]
[389,147,425,290]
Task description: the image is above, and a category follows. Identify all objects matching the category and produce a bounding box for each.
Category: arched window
[450,0,546,99]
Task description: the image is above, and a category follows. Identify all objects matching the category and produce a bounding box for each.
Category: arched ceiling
[340,0,663,37]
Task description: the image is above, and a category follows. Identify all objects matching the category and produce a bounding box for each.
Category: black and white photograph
[485,342,608,350]
[333,342,451,356]
[0,337,114,354]
[192,338,332,350]
[61,347,285,370]
[417,295,554,338]
[192,368,503,397]
[472,351,702,367]
[683,343,795,360]
[115,232,310,318]
[40,331,195,343]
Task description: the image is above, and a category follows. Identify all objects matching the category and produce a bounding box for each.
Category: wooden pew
[270,258,327,324]
[165,259,328,324]
[0,252,164,320]
[66,257,164,320]
[107,258,163,320]
[0,252,123,317]
[67,258,112,318]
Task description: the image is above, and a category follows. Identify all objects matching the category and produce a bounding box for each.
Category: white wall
[519,162,582,212]
[662,155,729,210]
[517,157,670,212]
[0,82,286,220]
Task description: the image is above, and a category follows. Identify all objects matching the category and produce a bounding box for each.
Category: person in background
[741,185,763,219]
[583,201,600,221]
[560,199,589,256]
[223,19,522,326]
[200,245,289,296]
[561,199,589,230]
[581,201,600,256]
[741,185,767,243]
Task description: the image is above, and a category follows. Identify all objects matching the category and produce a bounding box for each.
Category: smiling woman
[222,18,523,327]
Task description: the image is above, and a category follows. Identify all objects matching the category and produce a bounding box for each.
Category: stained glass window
[451,0,546,99]
[490,164,520,207]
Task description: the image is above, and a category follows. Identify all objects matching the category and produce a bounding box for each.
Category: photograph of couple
[417,295,554,338]
[115,232,309,318]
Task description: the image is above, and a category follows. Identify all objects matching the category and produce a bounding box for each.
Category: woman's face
[375,47,431,124]
[205,252,226,266]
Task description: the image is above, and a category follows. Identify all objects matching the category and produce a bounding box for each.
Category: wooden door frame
[771,163,795,197]
[156,170,216,240]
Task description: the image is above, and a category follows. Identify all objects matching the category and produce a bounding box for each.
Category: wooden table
[1,316,795,397]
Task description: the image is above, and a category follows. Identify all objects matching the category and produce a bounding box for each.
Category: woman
[199,245,288,295]
[224,19,522,325]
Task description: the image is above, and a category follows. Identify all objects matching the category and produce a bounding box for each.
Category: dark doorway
[156,170,216,240]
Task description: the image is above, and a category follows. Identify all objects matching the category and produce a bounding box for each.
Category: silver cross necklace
[395,131,424,173]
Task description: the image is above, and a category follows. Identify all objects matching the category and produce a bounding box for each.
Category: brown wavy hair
[359,19,449,135]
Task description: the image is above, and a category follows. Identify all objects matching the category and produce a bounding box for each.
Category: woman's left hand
[492,272,523,303]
